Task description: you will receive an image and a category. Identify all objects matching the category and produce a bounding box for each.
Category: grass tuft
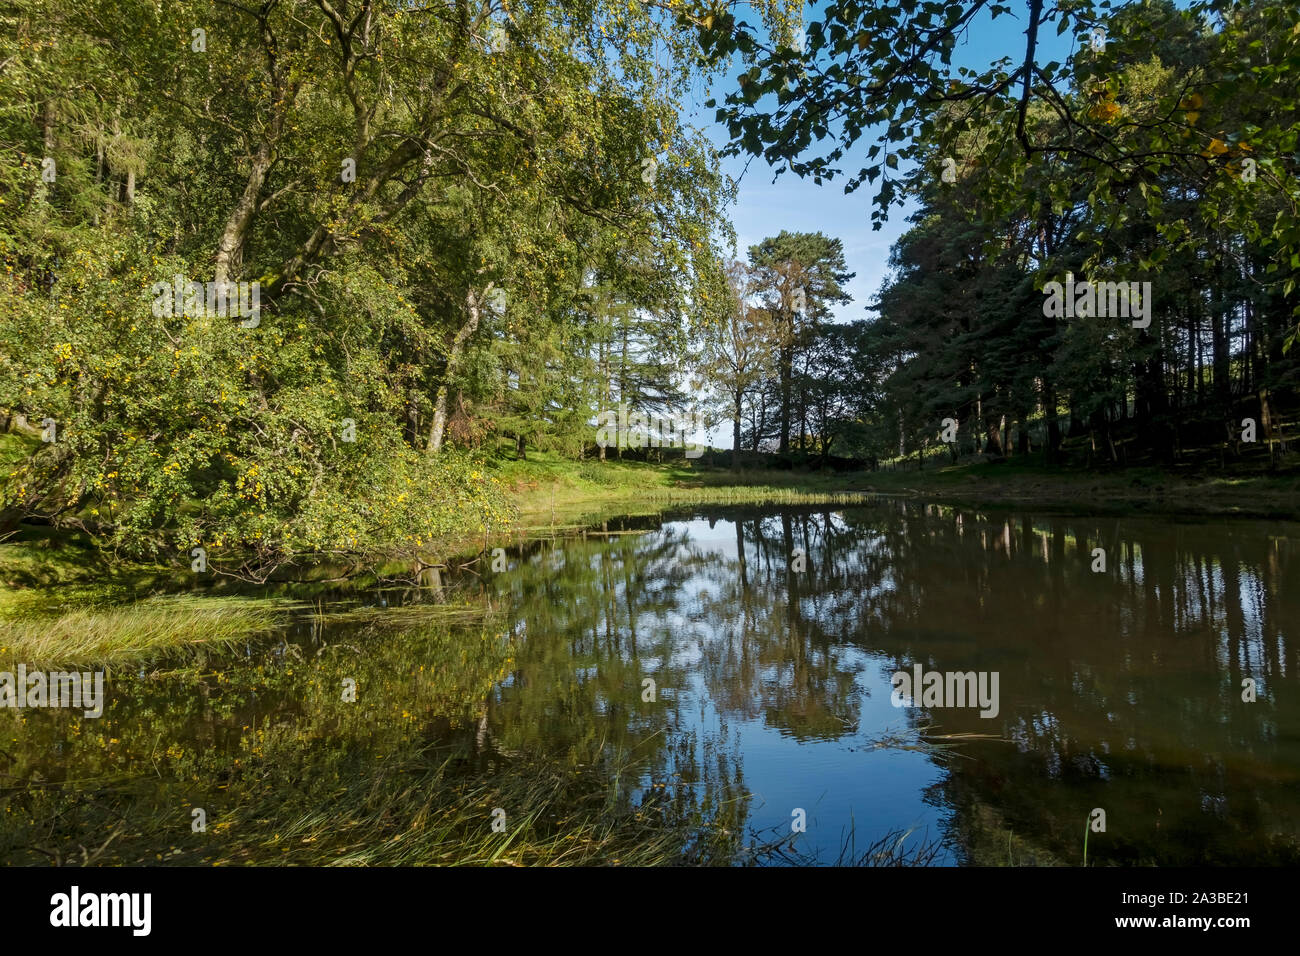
[0,595,288,665]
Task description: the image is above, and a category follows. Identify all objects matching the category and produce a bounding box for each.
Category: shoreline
[4,457,1297,596]
[500,457,1300,528]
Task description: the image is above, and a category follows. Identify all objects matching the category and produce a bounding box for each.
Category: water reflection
[474,503,1300,865]
[4,502,1297,865]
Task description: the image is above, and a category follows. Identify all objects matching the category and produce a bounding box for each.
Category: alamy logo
[50,886,151,936]
[151,274,260,327]
[1042,272,1152,328]
[891,665,1000,718]
[0,666,104,717]
[595,403,705,459]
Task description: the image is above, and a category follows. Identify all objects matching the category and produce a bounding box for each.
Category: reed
[0,595,287,665]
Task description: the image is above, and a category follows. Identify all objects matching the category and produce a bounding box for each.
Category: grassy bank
[4,451,1296,625]
[496,452,875,535]
[493,452,1300,523]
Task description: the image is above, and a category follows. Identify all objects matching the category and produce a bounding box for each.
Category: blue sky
[681,2,1091,324]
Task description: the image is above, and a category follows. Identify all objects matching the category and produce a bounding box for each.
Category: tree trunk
[427,285,486,454]
[36,100,54,204]
[778,344,793,454]
[732,388,743,471]
[1043,383,1061,463]
[214,138,276,286]
[404,388,421,448]
[984,410,1004,457]
[598,337,608,461]
[796,369,807,453]
[1211,252,1231,417]
[1259,387,1277,469]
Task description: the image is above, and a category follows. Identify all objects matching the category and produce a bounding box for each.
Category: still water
[6,501,1298,865]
